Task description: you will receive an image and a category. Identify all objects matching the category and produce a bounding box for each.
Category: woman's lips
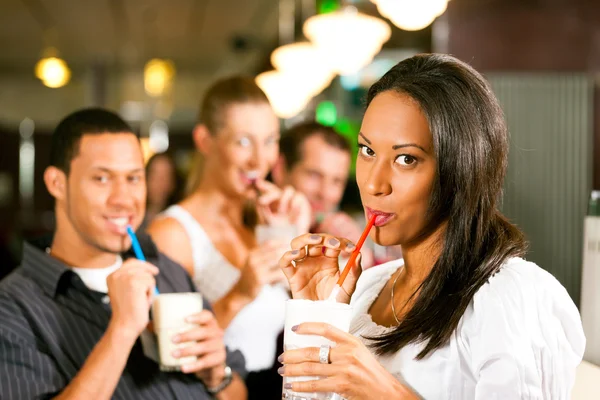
[365,207,396,227]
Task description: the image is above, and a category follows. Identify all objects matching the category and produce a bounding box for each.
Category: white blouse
[161,205,289,372]
[350,257,586,399]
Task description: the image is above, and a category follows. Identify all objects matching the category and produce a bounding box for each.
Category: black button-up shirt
[0,235,246,399]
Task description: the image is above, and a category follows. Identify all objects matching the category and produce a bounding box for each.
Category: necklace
[390,266,404,325]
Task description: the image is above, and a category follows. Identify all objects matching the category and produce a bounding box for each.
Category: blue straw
[126,225,146,261]
[126,225,159,295]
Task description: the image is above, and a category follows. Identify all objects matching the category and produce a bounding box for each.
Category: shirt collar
[21,235,71,298]
[20,232,161,298]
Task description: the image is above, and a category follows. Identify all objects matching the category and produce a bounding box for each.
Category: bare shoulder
[147,217,194,276]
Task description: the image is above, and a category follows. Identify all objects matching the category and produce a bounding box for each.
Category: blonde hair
[199,75,270,134]
[185,76,271,193]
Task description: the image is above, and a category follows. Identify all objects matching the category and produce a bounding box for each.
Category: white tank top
[160,205,289,371]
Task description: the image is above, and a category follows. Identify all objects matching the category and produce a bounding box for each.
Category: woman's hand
[232,240,289,301]
[255,180,312,234]
[278,233,361,304]
[279,323,418,400]
[317,212,375,269]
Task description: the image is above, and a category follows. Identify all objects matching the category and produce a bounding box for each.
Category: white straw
[327,284,342,302]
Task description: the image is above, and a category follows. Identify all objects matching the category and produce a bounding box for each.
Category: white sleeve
[462,260,585,400]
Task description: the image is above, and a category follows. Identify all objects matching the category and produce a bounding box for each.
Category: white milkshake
[152,292,204,371]
[283,299,353,400]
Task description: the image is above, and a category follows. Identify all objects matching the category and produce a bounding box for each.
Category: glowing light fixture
[303,6,391,76]
[271,42,335,96]
[144,58,176,97]
[34,48,71,88]
[372,0,449,31]
[256,70,312,119]
[149,120,169,153]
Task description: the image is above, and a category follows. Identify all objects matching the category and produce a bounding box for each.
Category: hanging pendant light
[256,70,313,119]
[271,42,335,96]
[303,6,391,76]
[372,0,448,31]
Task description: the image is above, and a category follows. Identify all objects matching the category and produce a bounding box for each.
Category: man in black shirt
[0,108,247,399]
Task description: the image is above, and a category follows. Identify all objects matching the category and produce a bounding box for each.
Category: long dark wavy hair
[366,54,528,359]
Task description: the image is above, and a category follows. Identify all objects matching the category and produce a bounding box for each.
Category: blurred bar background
[0,0,599,366]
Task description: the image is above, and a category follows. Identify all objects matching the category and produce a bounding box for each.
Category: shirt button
[102,295,111,304]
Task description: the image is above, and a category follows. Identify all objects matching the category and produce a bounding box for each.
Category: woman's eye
[396,155,417,166]
[238,137,251,147]
[359,145,374,157]
[265,137,279,145]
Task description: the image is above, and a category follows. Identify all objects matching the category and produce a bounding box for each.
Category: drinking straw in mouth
[327,215,376,301]
[126,225,160,296]
[251,179,261,194]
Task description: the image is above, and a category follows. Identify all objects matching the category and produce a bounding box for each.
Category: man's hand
[171,310,228,388]
[54,260,160,400]
[107,259,159,339]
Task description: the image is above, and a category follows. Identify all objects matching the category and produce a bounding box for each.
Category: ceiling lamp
[144,58,176,97]
[256,70,312,119]
[373,0,449,31]
[34,48,71,88]
[271,42,335,97]
[433,0,449,16]
[303,6,391,76]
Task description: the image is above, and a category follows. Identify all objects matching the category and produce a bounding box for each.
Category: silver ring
[293,245,310,263]
[319,344,330,364]
[290,260,297,268]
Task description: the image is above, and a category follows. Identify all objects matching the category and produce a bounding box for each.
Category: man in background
[272,121,376,268]
[0,108,247,399]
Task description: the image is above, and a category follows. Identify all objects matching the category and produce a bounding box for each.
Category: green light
[334,118,360,137]
[315,101,338,126]
[317,0,340,14]
[334,118,361,175]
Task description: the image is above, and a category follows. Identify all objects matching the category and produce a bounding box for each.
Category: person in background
[0,108,247,399]
[277,54,584,399]
[272,121,376,268]
[148,76,311,399]
[141,152,182,230]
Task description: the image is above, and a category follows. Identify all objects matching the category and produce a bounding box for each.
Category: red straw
[336,215,376,287]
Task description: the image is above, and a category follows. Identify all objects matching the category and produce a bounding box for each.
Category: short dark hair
[50,108,136,174]
[365,54,527,359]
[280,121,351,169]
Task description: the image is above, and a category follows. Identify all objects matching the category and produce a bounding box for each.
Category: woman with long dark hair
[277,54,585,399]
